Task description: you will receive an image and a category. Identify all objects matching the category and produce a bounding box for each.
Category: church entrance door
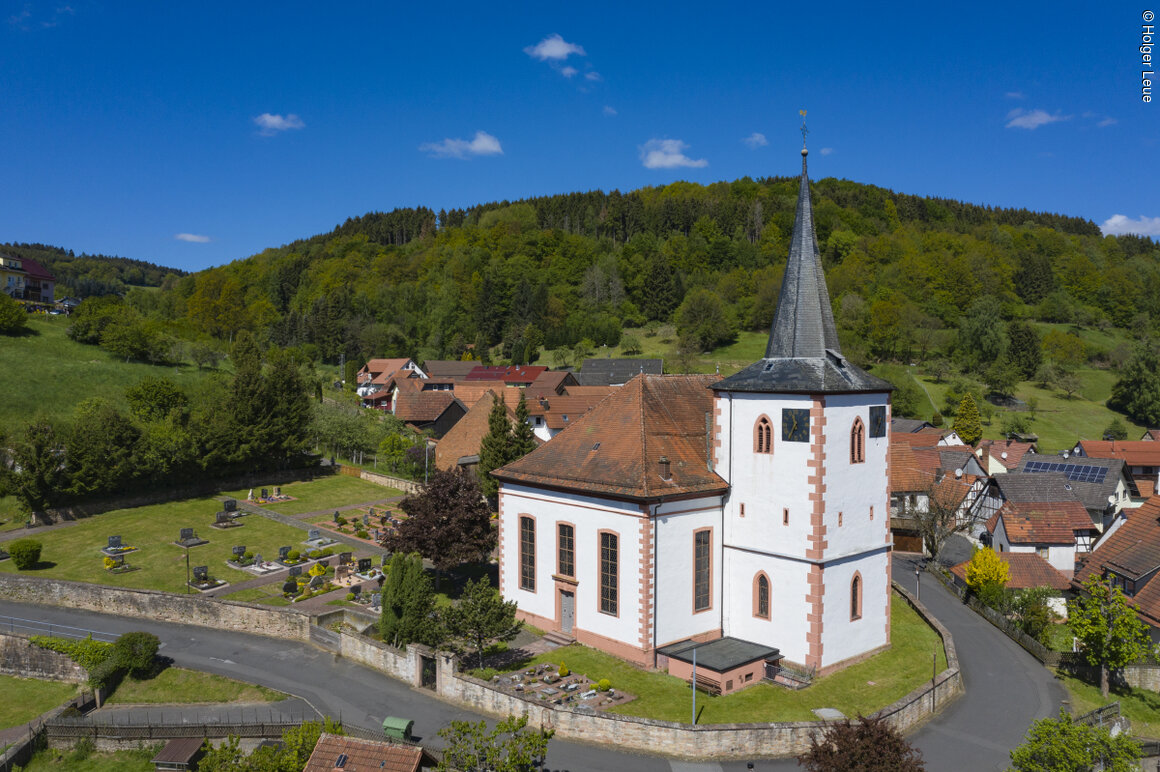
[560,590,574,634]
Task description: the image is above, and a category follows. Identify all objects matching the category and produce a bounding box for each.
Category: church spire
[763,122,842,360]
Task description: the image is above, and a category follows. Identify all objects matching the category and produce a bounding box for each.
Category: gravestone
[223,499,237,512]
[309,575,324,590]
[107,535,122,550]
[215,511,232,525]
[357,558,372,573]
[260,488,269,499]
[253,553,263,565]
[278,546,291,560]
[339,552,352,565]
[332,511,339,523]
[371,593,381,609]
[362,514,370,527]
[368,507,375,517]
[274,487,282,497]
[288,566,302,578]
[373,529,381,541]
[308,529,321,542]
[192,566,208,582]
[350,584,361,596]
[316,558,330,568]
[179,528,195,542]
[232,545,246,558]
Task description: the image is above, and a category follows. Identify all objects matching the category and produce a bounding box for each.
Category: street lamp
[914,563,920,601]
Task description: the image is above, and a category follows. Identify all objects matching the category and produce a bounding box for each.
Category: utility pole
[691,646,697,725]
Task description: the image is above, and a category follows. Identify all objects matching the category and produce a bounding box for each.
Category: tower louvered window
[755,416,772,454]
[851,417,865,464]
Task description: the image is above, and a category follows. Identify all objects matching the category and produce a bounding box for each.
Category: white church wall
[820,393,891,560]
[716,392,815,560]
[652,500,724,647]
[498,484,644,652]
[722,548,811,665]
[820,550,890,667]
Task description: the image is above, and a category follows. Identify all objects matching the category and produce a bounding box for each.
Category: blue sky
[1,2,1155,273]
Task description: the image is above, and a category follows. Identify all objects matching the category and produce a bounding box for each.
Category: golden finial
[799,109,809,156]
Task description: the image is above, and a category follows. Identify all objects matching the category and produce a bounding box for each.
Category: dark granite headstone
[179,527,194,542]
[339,552,352,565]
[260,488,269,499]
[232,545,246,557]
[308,529,321,541]
[363,514,370,526]
[223,499,237,512]
[309,575,324,589]
[350,584,361,596]
[215,511,231,524]
[316,558,330,568]
[278,546,291,560]
[357,558,372,573]
[288,565,302,578]
[332,511,340,523]
[193,566,208,582]
[107,535,122,550]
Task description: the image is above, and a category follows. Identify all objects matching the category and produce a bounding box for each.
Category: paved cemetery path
[223,498,388,557]
[281,496,405,521]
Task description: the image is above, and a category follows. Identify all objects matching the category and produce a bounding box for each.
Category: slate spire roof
[714,146,892,395]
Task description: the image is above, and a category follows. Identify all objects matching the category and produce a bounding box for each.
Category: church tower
[712,139,894,674]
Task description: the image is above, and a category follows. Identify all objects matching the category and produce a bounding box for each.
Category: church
[493,143,894,687]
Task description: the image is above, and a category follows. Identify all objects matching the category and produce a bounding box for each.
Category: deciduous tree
[437,714,550,772]
[386,468,496,573]
[952,393,983,446]
[1008,710,1140,772]
[797,714,925,771]
[0,293,28,334]
[1108,343,1160,427]
[1068,574,1152,699]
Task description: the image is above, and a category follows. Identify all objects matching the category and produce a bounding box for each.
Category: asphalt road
[0,551,1064,771]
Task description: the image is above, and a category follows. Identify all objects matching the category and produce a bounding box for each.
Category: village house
[986,499,1094,576]
[578,358,665,387]
[889,440,996,549]
[1013,455,1133,529]
[977,438,1038,475]
[494,146,894,687]
[1076,439,1160,502]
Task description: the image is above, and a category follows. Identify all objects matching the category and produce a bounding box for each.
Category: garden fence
[0,614,118,643]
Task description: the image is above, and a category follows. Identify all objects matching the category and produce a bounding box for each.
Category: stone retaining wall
[337,465,423,495]
[0,633,87,683]
[0,575,311,641]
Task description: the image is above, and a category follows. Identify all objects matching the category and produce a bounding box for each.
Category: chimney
[659,456,671,481]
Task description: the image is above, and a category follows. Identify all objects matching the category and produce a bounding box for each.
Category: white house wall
[820,551,890,666]
[652,498,724,647]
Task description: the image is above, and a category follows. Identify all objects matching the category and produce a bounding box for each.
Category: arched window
[755,416,772,454]
[754,573,770,619]
[850,417,865,464]
[850,573,862,620]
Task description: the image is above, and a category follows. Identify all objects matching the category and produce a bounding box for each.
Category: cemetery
[0,495,321,593]
[482,662,635,711]
[312,504,408,544]
[209,499,244,530]
[222,475,397,516]
[188,563,226,591]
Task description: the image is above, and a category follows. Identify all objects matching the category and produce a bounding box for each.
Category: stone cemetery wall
[0,633,87,683]
[0,575,311,641]
[337,464,423,495]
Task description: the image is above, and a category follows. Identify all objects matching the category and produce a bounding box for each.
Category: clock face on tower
[869,405,886,438]
[782,408,810,442]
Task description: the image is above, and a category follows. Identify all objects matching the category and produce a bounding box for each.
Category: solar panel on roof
[1023,460,1108,484]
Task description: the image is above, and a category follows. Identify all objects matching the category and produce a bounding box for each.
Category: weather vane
[799,109,808,148]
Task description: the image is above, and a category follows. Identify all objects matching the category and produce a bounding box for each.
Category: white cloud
[1005,108,1071,129]
[603,105,618,117]
[585,71,602,82]
[175,233,211,243]
[742,132,768,149]
[1097,116,1117,127]
[524,34,585,61]
[640,139,708,170]
[1101,214,1160,237]
[254,113,305,136]
[419,130,503,159]
[1005,91,1025,99]
[820,147,834,156]
[561,66,578,78]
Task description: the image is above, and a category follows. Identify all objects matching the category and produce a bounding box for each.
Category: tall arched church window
[851,573,862,620]
[755,416,773,454]
[850,417,865,464]
[754,573,770,619]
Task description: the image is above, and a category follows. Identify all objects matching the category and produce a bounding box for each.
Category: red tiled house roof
[991,500,1091,544]
[494,374,728,501]
[303,733,422,772]
[435,391,541,470]
[1080,440,1160,467]
[979,439,1037,470]
[526,393,614,430]
[1073,496,1160,626]
[393,391,463,423]
[464,365,547,384]
[950,552,1070,591]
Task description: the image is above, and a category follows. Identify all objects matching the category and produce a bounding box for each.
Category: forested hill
[104,174,1160,376]
[0,242,185,297]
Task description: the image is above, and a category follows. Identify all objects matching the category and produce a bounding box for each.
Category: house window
[694,529,711,612]
[519,517,535,592]
[754,573,770,619]
[851,574,862,620]
[1037,546,1048,560]
[783,508,789,525]
[557,523,574,578]
[755,416,772,454]
[600,531,618,615]
[850,417,865,464]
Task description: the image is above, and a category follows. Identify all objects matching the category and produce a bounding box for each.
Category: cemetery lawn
[0,496,311,593]
[221,475,400,516]
[18,747,156,771]
[0,675,78,728]
[507,593,945,724]
[1054,671,1160,739]
[106,667,284,705]
[221,584,291,606]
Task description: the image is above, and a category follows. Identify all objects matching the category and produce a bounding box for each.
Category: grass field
[220,584,291,606]
[106,667,284,705]
[0,316,228,428]
[0,675,77,728]
[18,747,157,771]
[1055,670,1160,739]
[221,475,400,516]
[531,325,768,376]
[872,363,1144,454]
[0,497,311,592]
[503,594,945,724]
